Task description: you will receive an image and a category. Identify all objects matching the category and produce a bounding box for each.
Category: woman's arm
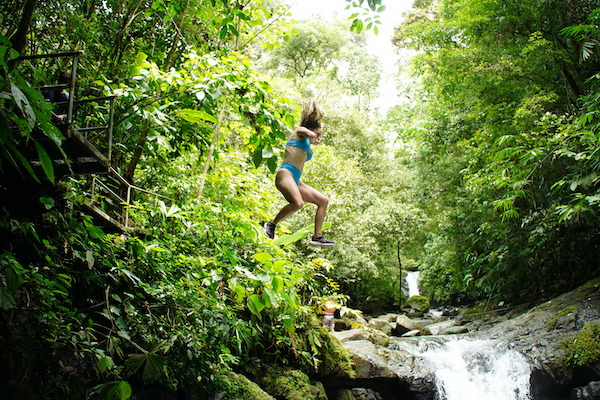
[294,126,317,140]
[294,126,323,144]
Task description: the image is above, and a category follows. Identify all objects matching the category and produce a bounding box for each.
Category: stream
[401,272,532,399]
[338,271,540,400]
[332,277,600,400]
[393,337,533,400]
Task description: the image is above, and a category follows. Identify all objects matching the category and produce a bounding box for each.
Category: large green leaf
[273,222,332,246]
[176,109,218,124]
[247,294,265,317]
[34,141,54,183]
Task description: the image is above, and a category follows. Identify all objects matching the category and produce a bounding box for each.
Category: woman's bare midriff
[280,145,307,172]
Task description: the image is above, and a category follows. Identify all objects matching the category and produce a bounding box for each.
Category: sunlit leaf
[176,109,218,124]
[247,294,265,316]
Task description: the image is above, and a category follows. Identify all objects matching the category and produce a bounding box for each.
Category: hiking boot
[263,221,276,239]
[309,236,335,247]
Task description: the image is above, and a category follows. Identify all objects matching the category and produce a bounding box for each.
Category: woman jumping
[263,100,335,247]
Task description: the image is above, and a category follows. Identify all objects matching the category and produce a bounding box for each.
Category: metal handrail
[17,50,84,124]
[16,51,116,168]
[14,51,170,232]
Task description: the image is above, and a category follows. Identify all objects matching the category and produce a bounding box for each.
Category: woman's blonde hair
[300,99,323,130]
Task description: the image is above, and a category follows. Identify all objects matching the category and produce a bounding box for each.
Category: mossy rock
[549,320,600,382]
[260,367,326,400]
[545,305,578,330]
[293,313,355,378]
[217,371,275,400]
[570,320,600,367]
[405,295,430,313]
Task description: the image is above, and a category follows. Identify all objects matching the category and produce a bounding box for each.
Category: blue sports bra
[286,138,313,161]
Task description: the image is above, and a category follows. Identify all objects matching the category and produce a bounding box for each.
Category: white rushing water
[398,338,533,400]
[406,271,420,297]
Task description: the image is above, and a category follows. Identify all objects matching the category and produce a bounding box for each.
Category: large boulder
[478,278,600,397]
[405,295,430,316]
[260,367,327,400]
[333,328,391,347]
[393,315,419,336]
[439,325,469,335]
[367,318,393,336]
[379,313,401,323]
[421,320,457,336]
[342,339,435,396]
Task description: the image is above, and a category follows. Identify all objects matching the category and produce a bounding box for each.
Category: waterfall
[406,271,420,297]
[396,338,533,400]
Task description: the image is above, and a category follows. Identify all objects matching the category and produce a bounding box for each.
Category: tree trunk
[195,13,242,199]
[196,104,227,198]
[164,0,191,70]
[10,0,37,54]
[124,128,149,183]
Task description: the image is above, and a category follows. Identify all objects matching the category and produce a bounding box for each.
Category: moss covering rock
[260,367,326,400]
[569,320,600,367]
[216,371,275,400]
[479,277,600,390]
[406,295,430,315]
[293,313,355,378]
[545,305,578,330]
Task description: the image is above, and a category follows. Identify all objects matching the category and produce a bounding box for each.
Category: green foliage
[394,0,600,304]
[345,0,386,34]
[0,36,65,183]
[8,0,600,397]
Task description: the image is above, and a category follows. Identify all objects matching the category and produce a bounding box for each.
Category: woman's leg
[272,170,304,225]
[298,183,329,237]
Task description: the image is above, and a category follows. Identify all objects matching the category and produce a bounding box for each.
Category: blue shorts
[279,162,302,185]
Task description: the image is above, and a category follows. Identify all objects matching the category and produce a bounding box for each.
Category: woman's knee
[290,200,304,211]
[318,196,329,208]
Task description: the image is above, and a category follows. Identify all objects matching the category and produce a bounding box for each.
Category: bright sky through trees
[289,0,414,112]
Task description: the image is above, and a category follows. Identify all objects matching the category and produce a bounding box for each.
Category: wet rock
[439,326,469,335]
[342,339,435,395]
[421,320,457,335]
[442,307,459,317]
[401,329,421,337]
[570,381,600,400]
[379,313,401,323]
[333,328,391,347]
[407,311,425,318]
[395,315,419,333]
[479,278,600,391]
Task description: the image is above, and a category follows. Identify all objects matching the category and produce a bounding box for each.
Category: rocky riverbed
[327,278,600,400]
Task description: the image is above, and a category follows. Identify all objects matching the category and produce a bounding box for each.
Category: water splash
[418,339,532,400]
[392,337,532,399]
